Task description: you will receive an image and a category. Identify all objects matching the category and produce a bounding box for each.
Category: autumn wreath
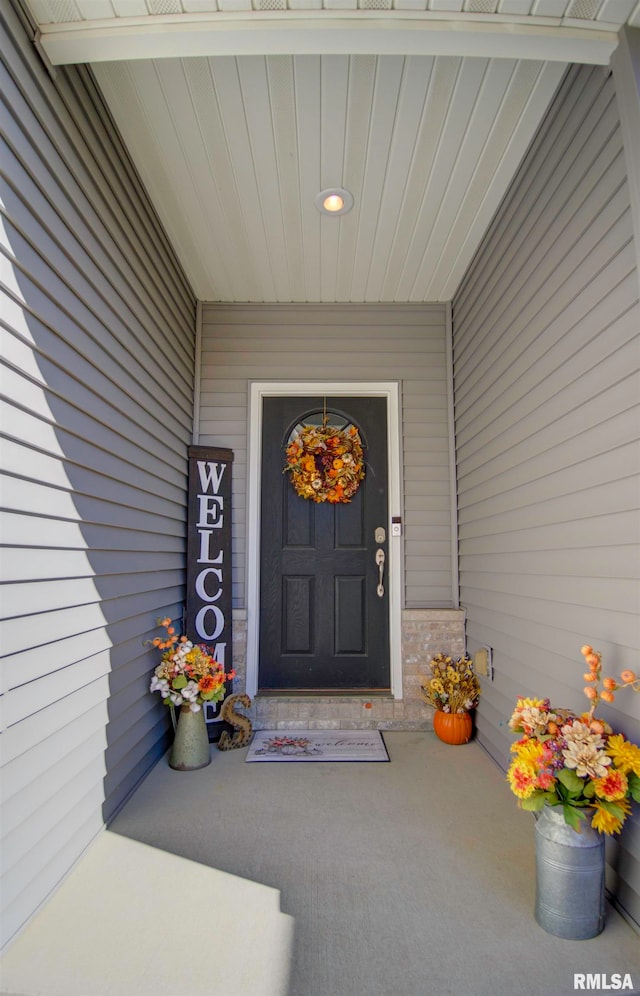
[284,421,365,503]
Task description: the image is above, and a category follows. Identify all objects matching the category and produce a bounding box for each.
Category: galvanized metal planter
[169,705,211,771]
[534,804,605,939]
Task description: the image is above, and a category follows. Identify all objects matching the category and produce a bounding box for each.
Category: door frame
[246,381,403,700]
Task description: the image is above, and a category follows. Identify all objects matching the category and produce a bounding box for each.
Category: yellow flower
[507,760,537,799]
[516,697,546,709]
[512,740,546,766]
[606,735,640,776]
[590,798,631,835]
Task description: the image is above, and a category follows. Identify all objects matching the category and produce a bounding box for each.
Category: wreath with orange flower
[284,422,365,503]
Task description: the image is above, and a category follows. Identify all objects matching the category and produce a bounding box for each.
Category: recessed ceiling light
[315,187,354,216]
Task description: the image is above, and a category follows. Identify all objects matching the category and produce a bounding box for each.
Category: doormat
[245,729,389,762]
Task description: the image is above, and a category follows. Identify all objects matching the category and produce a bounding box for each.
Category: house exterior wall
[452,64,640,929]
[198,303,463,728]
[199,302,454,609]
[1,4,196,950]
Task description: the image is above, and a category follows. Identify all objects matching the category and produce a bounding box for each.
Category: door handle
[376,548,385,598]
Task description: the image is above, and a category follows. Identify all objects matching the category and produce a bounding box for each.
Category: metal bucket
[534,804,605,939]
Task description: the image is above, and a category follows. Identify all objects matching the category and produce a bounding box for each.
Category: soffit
[22,2,640,302]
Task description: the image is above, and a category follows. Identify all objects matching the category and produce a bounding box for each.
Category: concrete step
[0,830,294,996]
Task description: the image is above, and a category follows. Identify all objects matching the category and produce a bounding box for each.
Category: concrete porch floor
[1,731,639,996]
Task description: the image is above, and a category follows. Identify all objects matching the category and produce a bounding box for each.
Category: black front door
[259,396,389,692]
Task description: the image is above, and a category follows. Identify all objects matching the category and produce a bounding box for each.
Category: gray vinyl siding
[1,4,196,949]
[198,302,452,609]
[452,64,640,929]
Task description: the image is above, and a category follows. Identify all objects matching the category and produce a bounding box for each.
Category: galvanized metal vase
[534,804,605,939]
[169,704,211,771]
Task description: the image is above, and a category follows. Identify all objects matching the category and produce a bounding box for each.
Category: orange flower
[600,690,615,703]
[620,670,637,684]
[581,645,593,657]
[583,686,597,700]
[583,673,598,682]
[593,769,628,802]
[333,458,343,469]
[198,675,217,693]
[603,677,617,691]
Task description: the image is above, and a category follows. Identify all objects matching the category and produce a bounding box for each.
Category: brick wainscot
[230,609,466,731]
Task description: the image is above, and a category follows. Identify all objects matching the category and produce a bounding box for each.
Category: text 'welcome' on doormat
[245,729,389,762]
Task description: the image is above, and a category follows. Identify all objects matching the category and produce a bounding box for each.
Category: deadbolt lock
[374,527,386,544]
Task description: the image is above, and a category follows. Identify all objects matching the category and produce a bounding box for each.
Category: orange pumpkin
[433,710,473,745]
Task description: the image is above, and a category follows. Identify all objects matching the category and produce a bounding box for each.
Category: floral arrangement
[149,617,235,712]
[420,653,481,714]
[284,421,365,503]
[507,646,640,835]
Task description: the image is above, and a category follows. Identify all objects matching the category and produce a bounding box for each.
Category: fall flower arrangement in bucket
[507,646,640,834]
[148,617,236,770]
[149,617,235,713]
[507,646,639,939]
[420,653,481,744]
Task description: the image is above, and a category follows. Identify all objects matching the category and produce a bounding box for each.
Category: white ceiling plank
[364,55,435,300]
[208,57,279,300]
[267,55,307,300]
[75,2,117,18]
[379,56,460,299]
[497,1,533,12]
[236,57,293,300]
[414,57,527,298]
[93,60,219,298]
[293,54,322,301]
[395,57,490,299]
[111,0,148,13]
[320,55,350,299]
[182,58,264,300]
[349,56,406,300]
[153,58,253,300]
[530,0,566,14]
[596,0,637,25]
[335,54,378,300]
[436,58,567,299]
[423,58,542,297]
[36,15,618,66]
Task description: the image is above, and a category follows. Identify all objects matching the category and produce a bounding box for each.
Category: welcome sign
[186,446,233,739]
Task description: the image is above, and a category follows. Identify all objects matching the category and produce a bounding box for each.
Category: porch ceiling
[24,1,640,303]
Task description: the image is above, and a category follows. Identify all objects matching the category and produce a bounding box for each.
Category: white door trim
[246,381,403,700]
